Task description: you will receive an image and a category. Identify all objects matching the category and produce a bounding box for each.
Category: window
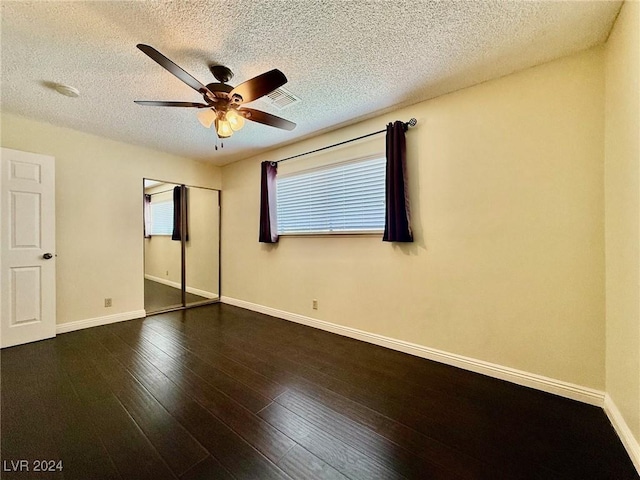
[277,156,386,235]
[149,200,174,235]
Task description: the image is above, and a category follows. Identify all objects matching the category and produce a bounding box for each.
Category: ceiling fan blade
[240,107,296,131]
[230,69,287,103]
[134,101,210,108]
[137,44,214,100]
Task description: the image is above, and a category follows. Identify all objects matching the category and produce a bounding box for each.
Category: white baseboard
[145,274,180,289]
[187,287,219,300]
[221,296,605,407]
[145,274,218,299]
[56,309,147,334]
[604,394,640,473]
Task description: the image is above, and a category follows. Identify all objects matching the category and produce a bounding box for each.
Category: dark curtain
[383,121,413,242]
[172,186,189,241]
[143,194,152,238]
[259,161,279,243]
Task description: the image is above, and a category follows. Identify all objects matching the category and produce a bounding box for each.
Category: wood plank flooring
[1,303,637,479]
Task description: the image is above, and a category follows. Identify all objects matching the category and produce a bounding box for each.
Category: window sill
[278,230,383,238]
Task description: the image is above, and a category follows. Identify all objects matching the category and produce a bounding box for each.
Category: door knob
[43,253,53,260]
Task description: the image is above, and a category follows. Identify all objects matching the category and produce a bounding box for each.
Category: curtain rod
[273,118,417,165]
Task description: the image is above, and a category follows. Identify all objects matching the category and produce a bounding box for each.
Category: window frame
[276,153,386,237]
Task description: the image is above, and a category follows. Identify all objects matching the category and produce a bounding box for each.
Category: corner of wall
[603,0,640,468]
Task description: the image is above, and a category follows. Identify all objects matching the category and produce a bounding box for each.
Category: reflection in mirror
[144,180,183,313]
[185,187,220,306]
[143,179,220,314]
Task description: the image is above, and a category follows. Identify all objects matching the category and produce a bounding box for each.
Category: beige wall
[605,0,640,444]
[1,113,221,324]
[222,47,606,389]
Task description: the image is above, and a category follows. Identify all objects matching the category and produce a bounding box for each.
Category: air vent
[263,87,300,110]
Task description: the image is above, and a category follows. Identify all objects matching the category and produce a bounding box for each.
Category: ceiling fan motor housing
[204,82,244,106]
[205,83,233,95]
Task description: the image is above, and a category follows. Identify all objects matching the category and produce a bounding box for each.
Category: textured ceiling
[1,1,622,166]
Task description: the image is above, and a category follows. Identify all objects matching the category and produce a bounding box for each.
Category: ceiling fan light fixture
[197,109,217,128]
[215,117,233,138]
[226,108,245,132]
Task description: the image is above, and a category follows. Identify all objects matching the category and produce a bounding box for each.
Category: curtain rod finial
[407,118,417,127]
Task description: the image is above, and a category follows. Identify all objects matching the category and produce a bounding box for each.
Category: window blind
[149,201,174,235]
[277,156,386,234]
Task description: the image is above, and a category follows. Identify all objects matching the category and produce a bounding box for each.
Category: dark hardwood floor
[1,303,637,479]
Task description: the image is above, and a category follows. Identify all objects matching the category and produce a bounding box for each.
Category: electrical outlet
[312,299,318,310]
[104,298,112,308]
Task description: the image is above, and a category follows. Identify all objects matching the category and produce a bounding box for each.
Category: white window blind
[149,200,174,235]
[276,156,386,234]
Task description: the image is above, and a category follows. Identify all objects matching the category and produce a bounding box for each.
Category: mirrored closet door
[143,179,220,314]
[185,186,220,307]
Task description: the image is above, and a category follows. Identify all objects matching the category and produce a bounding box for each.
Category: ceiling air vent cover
[263,87,300,110]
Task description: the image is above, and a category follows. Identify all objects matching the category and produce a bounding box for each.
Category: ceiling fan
[134,44,296,139]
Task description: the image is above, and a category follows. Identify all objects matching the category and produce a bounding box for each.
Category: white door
[1,148,56,348]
